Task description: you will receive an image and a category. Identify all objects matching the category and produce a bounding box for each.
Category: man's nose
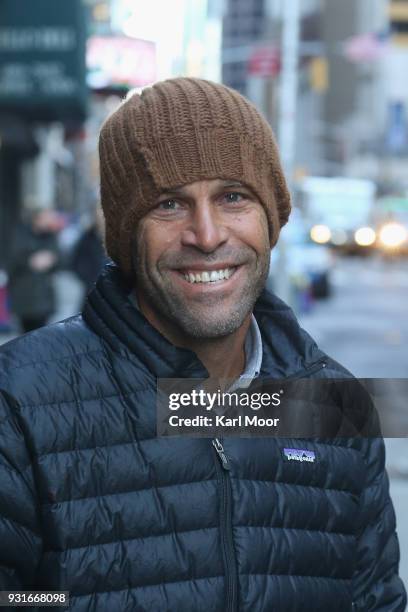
[180,202,228,252]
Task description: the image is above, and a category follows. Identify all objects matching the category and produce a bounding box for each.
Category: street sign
[247,46,281,78]
[0,0,88,120]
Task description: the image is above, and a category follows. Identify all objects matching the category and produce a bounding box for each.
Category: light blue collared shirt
[232,314,262,390]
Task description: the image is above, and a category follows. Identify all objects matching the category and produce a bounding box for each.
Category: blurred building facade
[222,0,266,96]
[221,0,408,193]
[0,0,88,269]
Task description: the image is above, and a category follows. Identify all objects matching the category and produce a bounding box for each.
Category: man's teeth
[183,268,234,283]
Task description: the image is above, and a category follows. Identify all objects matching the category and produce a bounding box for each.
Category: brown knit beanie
[99,77,291,278]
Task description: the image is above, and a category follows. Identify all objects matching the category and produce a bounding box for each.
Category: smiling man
[0,78,406,611]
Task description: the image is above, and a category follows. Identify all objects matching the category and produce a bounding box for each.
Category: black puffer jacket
[0,265,405,611]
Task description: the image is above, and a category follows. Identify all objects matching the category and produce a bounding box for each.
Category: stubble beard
[134,247,270,340]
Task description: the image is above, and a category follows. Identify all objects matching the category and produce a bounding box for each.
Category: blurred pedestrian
[70,206,108,306]
[7,209,60,333]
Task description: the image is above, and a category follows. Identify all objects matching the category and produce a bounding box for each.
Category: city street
[299,254,408,589]
[299,254,408,378]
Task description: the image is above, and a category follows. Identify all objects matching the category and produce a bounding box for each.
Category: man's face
[134,178,271,340]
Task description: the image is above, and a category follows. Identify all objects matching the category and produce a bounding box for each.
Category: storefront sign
[0,0,87,120]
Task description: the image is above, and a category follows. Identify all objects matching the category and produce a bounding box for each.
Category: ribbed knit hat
[99,77,291,277]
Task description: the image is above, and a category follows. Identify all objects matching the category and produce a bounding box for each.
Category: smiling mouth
[178,267,238,284]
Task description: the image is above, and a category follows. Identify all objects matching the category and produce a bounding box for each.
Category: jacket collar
[83,263,324,380]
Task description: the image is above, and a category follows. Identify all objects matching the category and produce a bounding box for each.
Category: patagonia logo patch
[283,448,316,463]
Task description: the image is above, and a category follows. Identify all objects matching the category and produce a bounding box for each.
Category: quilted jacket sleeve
[0,390,43,589]
[352,436,407,611]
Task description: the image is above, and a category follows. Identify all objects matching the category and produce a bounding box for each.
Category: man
[0,78,405,611]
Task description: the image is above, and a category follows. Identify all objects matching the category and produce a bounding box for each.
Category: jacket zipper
[210,359,327,611]
[212,437,238,612]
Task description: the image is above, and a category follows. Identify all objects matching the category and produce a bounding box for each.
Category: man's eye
[223,192,245,204]
[157,199,180,211]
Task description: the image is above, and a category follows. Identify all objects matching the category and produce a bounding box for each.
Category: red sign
[87,36,156,89]
[248,46,281,77]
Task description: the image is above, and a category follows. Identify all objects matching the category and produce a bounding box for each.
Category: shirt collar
[237,314,262,386]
